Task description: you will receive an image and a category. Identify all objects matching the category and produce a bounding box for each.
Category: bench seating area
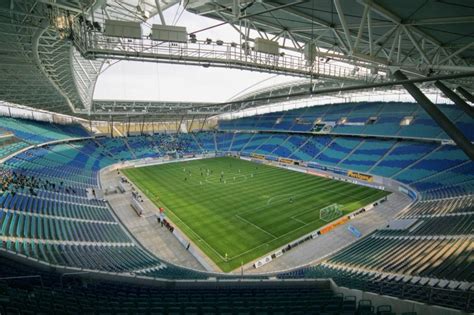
[0,116,89,144]
[0,255,411,315]
[0,139,216,280]
[0,136,29,160]
[326,235,472,282]
[218,102,474,141]
[279,264,472,312]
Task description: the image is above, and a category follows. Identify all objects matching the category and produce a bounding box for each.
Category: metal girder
[1,0,474,120]
[456,86,474,104]
[393,70,474,160]
[154,0,166,25]
[356,0,468,67]
[333,0,352,53]
[434,81,474,119]
[194,0,474,81]
[219,71,474,106]
[0,0,184,118]
[439,42,474,65]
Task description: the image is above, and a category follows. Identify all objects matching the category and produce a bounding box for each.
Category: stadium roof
[0,0,473,120]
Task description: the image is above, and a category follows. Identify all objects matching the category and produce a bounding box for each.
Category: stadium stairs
[0,104,472,313]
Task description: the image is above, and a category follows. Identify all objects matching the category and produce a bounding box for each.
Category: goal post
[319,203,342,222]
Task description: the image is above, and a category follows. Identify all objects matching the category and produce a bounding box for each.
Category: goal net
[319,204,342,222]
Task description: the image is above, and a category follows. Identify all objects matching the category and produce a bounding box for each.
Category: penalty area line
[235,214,277,239]
[290,216,306,224]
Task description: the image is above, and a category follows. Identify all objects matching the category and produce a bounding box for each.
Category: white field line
[135,187,228,262]
[290,217,306,224]
[163,207,228,261]
[128,158,388,264]
[227,188,385,261]
[237,179,367,219]
[234,214,277,239]
[291,188,380,220]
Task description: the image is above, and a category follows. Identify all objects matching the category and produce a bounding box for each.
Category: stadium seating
[95,138,135,161]
[125,135,160,159]
[0,116,89,143]
[290,136,332,161]
[394,145,469,184]
[325,234,472,282]
[252,134,288,155]
[279,264,472,312]
[218,102,474,141]
[215,132,234,151]
[316,137,361,165]
[193,132,216,151]
[228,133,253,152]
[272,135,308,158]
[241,133,273,153]
[398,197,473,217]
[0,255,375,315]
[0,117,90,161]
[370,141,438,177]
[0,114,472,312]
[177,133,202,154]
[0,136,29,159]
[338,139,396,172]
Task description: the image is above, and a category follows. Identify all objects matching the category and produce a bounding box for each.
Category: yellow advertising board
[278,157,294,165]
[251,153,265,160]
[347,170,373,182]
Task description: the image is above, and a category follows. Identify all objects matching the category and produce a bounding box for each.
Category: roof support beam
[357,0,401,23]
[356,0,463,66]
[393,70,474,160]
[332,29,349,53]
[154,0,166,25]
[456,86,474,103]
[239,0,308,21]
[286,30,302,50]
[353,4,369,52]
[439,42,474,65]
[373,25,398,58]
[265,1,330,28]
[367,10,373,56]
[387,26,400,62]
[402,26,430,64]
[405,16,474,26]
[434,81,474,119]
[357,0,440,46]
[333,0,353,53]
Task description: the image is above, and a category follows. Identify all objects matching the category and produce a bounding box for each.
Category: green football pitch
[123,157,389,272]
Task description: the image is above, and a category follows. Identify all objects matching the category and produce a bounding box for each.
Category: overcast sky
[93,4,296,103]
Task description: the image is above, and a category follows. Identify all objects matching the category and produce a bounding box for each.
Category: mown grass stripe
[123,157,389,272]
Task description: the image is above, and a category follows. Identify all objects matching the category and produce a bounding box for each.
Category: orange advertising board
[319,216,349,235]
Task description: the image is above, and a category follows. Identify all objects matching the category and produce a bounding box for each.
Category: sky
[93,4,296,103]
